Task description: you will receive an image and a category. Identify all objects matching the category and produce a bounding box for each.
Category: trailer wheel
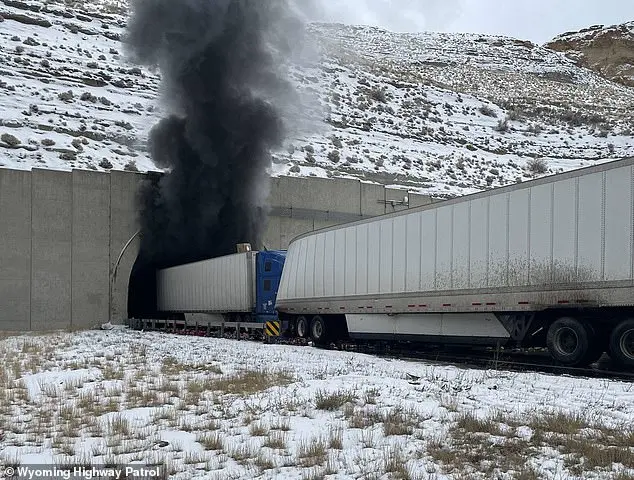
[609,319,634,368]
[546,317,591,366]
[296,316,309,339]
[310,315,327,345]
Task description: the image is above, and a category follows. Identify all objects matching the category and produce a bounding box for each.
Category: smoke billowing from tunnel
[126,0,305,270]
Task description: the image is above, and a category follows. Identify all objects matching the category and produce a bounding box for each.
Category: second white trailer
[157,252,256,313]
[276,158,634,368]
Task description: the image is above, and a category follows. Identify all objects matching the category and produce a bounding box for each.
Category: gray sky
[311,0,634,43]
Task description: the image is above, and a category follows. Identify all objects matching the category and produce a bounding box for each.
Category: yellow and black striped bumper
[264,321,281,337]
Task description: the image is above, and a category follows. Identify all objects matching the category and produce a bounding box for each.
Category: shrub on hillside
[124,161,138,172]
[99,159,113,169]
[494,117,509,133]
[1,133,20,146]
[527,158,548,175]
[369,87,388,103]
[327,150,340,163]
[479,105,497,118]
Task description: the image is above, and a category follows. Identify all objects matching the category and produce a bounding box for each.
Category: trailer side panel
[277,160,634,313]
[157,252,255,313]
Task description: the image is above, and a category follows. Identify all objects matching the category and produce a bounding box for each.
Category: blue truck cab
[254,250,286,323]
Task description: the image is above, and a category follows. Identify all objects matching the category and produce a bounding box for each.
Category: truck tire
[310,315,327,345]
[546,317,591,367]
[608,319,634,368]
[296,316,309,338]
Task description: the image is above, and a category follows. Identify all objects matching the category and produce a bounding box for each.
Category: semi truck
[156,249,286,331]
[156,158,634,369]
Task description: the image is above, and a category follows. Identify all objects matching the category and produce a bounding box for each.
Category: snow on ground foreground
[0,329,633,479]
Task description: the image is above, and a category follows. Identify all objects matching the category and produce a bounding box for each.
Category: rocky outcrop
[545,22,634,87]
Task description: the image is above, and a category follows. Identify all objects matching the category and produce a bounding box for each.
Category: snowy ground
[0,329,633,479]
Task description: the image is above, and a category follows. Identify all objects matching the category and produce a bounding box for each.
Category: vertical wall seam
[70,172,74,328]
[107,173,112,322]
[30,172,34,330]
[104,173,111,325]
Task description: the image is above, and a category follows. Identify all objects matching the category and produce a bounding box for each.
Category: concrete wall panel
[109,170,144,323]
[0,169,32,330]
[278,176,361,215]
[31,169,72,330]
[360,182,385,216]
[72,170,111,328]
[266,177,281,209]
[408,192,433,208]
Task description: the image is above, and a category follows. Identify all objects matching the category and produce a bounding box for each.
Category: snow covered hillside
[1,1,633,197]
[0,0,158,173]
[1,329,633,479]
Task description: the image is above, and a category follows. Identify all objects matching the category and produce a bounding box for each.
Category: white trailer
[157,252,256,314]
[276,158,634,368]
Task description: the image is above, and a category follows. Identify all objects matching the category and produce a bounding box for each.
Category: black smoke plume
[125,0,304,316]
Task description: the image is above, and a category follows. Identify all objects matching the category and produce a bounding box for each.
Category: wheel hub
[620,328,634,361]
[554,327,579,356]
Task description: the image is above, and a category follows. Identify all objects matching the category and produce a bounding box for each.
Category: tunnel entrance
[127,172,168,321]
[128,255,161,320]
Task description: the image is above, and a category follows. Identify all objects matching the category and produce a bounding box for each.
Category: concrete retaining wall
[0,168,145,331]
[0,166,434,331]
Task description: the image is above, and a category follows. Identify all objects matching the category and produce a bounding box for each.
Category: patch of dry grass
[346,406,382,429]
[227,441,258,463]
[328,426,343,450]
[271,417,291,431]
[263,431,287,450]
[298,437,328,467]
[206,369,294,396]
[197,432,223,451]
[383,444,417,480]
[160,356,221,376]
[254,451,275,471]
[314,389,356,411]
[383,406,423,437]
[429,409,634,479]
[248,420,269,437]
